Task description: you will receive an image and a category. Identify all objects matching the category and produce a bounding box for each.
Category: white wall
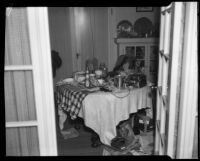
[48,7,109,87]
[48,7,73,88]
[93,7,108,67]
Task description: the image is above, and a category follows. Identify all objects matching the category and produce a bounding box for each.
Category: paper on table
[56,78,74,86]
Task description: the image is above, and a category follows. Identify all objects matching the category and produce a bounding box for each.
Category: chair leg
[132,114,140,135]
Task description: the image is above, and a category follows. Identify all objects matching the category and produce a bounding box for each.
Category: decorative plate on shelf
[117,20,133,38]
[134,17,153,37]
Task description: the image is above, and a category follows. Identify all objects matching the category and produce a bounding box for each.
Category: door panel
[5,7,57,156]
[6,127,40,156]
[72,7,108,71]
[5,7,40,156]
[5,71,36,122]
[5,8,31,65]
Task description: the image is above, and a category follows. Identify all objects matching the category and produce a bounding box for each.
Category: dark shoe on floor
[91,140,101,148]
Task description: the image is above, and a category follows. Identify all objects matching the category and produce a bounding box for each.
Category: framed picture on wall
[136,7,153,12]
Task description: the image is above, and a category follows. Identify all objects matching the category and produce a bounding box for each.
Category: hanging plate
[134,17,153,37]
[117,20,133,38]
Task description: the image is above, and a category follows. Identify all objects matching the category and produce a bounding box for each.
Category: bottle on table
[85,67,90,88]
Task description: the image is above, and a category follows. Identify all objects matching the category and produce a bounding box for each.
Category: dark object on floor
[57,125,103,156]
[91,140,102,148]
[137,109,154,133]
[74,124,81,130]
[118,121,135,146]
[111,137,126,150]
[91,132,102,148]
[103,136,142,155]
[132,114,140,135]
[138,119,154,132]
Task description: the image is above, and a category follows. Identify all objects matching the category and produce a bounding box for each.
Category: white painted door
[5,7,57,156]
[154,2,198,158]
[70,7,109,72]
[154,4,172,156]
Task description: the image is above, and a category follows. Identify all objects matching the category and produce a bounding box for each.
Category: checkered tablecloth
[56,83,89,120]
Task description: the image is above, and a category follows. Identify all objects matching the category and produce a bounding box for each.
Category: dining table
[55,79,152,147]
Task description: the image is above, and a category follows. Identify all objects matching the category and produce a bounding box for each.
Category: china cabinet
[115,38,159,84]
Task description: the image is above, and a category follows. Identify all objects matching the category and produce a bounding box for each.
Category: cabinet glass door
[125,45,146,73]
[125,46,135,56]
[135,46,145,71]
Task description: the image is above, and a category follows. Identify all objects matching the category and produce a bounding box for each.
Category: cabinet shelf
[115,38,158,44]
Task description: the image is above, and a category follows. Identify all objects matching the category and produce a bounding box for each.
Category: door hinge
[161,5,172,15]
[159,50,170,61]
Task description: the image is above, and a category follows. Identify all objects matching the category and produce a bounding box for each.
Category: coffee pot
[114,74,126,89]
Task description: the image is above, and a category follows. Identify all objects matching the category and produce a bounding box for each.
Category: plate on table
[56,78,74,86]
[63,78,74,83]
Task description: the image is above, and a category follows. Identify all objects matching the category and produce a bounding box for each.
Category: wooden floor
[54,91,155,156]
[56,122,154,156]
[57,124,103,156]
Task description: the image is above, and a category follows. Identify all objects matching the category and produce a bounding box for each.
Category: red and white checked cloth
[56,83,89,120]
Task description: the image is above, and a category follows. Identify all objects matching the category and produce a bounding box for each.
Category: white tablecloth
[78,86,152,146]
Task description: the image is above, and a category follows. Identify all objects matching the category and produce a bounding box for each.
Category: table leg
[131,113,140,135]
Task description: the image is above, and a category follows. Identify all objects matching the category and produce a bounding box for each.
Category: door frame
[27,7,57,156]
[155,2,198,158]
[175,2,198,158]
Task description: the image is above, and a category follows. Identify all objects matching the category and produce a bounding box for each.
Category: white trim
[162,7,171,96]
[4,65,33,71]
[155,7,165,154]
[115,38,158,44]
[27,7,57,156]
[166,2,183,158]
[6,121,38,128]
[176,2,197,158]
